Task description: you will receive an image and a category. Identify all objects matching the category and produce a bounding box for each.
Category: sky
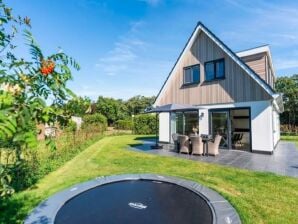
[9,0,298,100]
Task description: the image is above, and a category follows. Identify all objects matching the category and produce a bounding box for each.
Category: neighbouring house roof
[154,22,280,109]
[236,44,276,77]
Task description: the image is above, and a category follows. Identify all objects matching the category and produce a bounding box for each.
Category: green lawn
[1,135,298,223]
[281,135,298,148]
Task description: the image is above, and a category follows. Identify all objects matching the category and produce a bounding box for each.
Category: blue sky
[9,0,298,100]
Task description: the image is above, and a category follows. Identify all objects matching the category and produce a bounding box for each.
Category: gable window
[183,64,200,85]
[205,58,225,81]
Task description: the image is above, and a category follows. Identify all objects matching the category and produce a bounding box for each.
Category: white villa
[154,22,284,154]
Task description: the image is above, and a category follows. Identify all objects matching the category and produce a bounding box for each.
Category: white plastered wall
[250,101,274,152]
[158,100,278,152]
[197,100,274,152]
[198,108,209,135]
[158,112,170,143]
[272,109,280,147]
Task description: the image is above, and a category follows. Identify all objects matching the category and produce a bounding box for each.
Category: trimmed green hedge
[114,119,133,130]
[133,114,157,134]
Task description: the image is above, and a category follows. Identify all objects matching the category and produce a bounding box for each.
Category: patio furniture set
[172,134,222,156]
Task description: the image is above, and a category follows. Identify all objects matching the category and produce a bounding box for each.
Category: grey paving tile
[129,139,298,178]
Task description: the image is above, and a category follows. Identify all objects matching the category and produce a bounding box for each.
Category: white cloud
[222,0,298,75]
[95,21,147,76]
[95,19,171,77]
[95,39,141,76]
[129,20,145,33]
[222,0,298,41]
[92,19,173,99]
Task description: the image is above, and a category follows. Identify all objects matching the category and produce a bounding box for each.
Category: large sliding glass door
[184,112,199,135]
[230,109,251,151]
[210,108,251,151]
[172,111,199,136]
[210,111,230,148]
[175,112,184,135]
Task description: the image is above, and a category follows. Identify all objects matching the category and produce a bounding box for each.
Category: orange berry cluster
[40,59,55,75]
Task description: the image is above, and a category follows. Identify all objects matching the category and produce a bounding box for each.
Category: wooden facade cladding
[156,31,272,106]
[241,53,266,80]
[240,52,275,88]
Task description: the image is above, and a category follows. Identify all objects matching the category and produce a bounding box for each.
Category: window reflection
[175,111,199,135]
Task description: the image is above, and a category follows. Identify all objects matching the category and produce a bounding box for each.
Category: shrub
[133,114,157,134]
[281,125,298,136]
[83,113,107,124]
[9,158,39,192]
[83,114,107,130]
[0,118,107,194]
[114,119,133,130]
[65,120,77,132]
[33,124,105,182]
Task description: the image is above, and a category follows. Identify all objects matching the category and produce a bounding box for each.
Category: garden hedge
[114,119,133,130]
[133,114,157,134]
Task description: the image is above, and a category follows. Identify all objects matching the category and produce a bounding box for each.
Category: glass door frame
[209,109,231,149]
[169,110,199,142]
[209,107,252,151]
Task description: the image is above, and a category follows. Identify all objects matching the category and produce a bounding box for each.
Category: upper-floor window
[205,58,225,81]
[183,64,200,85]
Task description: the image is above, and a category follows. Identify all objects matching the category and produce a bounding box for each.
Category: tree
[94,95,155,126]
[125,95,155,116]
[63,96,91,117]
[95,96,127,125]
[0,1,79,197]
[275,74,298,127]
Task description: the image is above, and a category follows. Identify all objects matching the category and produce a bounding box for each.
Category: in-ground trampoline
[25,174,241,224]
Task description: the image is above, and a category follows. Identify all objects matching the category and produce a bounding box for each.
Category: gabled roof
[154,22,277,106]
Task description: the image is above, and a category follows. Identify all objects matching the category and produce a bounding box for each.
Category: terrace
[129,138,298,178]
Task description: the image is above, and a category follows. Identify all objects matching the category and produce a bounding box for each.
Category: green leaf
[24,131,37,148]
[0,113,16,139]
[65,88,76,98]
[45,138,57,151]
[23,29,43,61]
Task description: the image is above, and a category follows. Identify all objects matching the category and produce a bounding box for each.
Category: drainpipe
[182,112,185,135]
